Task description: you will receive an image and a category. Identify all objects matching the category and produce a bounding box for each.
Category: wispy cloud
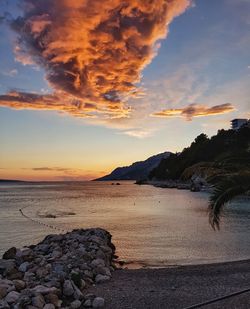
[0,0,191,119]
[31,167,72,172]
[151,103,235,120]
[22,166,104,180]
[2,69,18,77]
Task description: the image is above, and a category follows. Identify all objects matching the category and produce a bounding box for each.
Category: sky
[0,0,249,181]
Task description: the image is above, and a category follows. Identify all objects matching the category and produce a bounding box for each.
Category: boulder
[0,260,16,274]
[63,280,74,296]
[91,259,105,268]
[0,285,8,299]
[95,274,110,284]
[12,280,26,291]
[2,248,17,260]
[5,291,20,304]
[32,294,45,308]
[92,297,105,308]
[18,262,30,272]
[70,300,81,308]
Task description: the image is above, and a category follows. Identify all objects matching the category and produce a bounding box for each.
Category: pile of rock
[0,228,116,308]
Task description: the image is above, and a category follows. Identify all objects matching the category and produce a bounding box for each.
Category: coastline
[89,259,250,309]
[135,179,213,193]
[1,228,249,308]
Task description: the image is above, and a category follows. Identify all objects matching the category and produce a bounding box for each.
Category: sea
[0,181,249,267]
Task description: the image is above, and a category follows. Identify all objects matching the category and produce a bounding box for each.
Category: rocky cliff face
[95,152,171,181]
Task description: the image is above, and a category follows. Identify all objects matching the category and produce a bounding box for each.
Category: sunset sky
[0,0,249,181]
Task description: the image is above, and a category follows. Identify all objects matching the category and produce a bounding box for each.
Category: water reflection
[0,181,249,267]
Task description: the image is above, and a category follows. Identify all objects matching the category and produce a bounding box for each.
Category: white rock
[92,297,105,308]
[5,291,20,304]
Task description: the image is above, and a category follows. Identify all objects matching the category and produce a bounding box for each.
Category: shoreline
[89,258,250,309]
[135,179,213,193]
[1,228,249,308]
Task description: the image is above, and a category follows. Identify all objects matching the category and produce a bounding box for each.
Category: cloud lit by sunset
[152,103,235,121]
[0,0,249,181]
[0,0,190,118]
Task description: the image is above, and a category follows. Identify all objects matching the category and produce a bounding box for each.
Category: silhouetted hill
[0,179,25,183]
[149,127,250,181]
[95,152,171,181]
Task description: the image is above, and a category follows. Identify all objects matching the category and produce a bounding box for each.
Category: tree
[208,172,250,230]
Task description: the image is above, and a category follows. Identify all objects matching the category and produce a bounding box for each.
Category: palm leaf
[209,173,250,230]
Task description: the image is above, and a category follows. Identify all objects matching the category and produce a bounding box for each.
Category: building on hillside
[231,118,249,130]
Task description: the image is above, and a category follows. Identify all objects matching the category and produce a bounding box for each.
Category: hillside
[95,152,171,181]
[149,127,250,182]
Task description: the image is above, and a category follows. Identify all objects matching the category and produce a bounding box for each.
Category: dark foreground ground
[89,259,250,309]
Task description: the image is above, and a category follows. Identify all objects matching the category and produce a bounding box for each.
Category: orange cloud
[0,91,130,118]
[151,103,235,120]
[0,0,191,118]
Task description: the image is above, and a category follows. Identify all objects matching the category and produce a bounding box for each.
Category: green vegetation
[149,127,250,181]
[149,126,250,229]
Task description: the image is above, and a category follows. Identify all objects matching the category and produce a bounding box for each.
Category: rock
[31,285,58,295]
[18,261,30,272]
[83,299,92,307]
[91,259,105,268]
[43,304,55,309]
[23,272,35,282]
[32,294,45,308]
[63,280,74,296]
[0,260,16,274]
[51,250,62,259]
[44,293,60,307]
[94,266,111,277]
[2,248,16,260]
[71,282,83,300]
[95,274,110,284]
[0,299,10,309]
[0,285,8,299]
[12,279,26,291]
[5,291,20,304]
[7,271,23,280]
[92,297,105,308]
[70,300,81,308]
[0,229,115,308]
[36,267,49,278]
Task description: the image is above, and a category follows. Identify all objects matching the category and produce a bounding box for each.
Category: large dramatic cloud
[0,0,191,118]
[151,103,235,120]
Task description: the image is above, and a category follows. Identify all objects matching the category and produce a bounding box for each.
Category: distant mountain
[0,179,26,183]
[95,152,171,181]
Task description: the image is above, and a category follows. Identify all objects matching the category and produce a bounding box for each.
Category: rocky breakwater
[0,228,116,308]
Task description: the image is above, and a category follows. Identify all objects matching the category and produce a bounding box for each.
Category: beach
[90,260,250,309]
[89,259,250,309]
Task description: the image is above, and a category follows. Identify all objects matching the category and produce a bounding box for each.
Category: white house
[231,118,249,130]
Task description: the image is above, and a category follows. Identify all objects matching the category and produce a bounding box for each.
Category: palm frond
[209,173,250,230]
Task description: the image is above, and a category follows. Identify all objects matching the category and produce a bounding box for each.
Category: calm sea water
[0,181,249,267]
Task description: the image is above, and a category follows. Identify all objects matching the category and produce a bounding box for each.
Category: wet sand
[88,259,250,309]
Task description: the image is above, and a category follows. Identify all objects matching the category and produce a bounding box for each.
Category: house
[231,118,249,130]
